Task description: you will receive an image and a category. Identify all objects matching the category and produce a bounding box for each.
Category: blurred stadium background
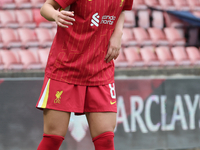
[1,0,200,150]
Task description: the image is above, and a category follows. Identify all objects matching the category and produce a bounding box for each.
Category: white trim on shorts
[37,79,50,108]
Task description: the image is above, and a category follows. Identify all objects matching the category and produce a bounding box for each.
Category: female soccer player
[36,0,133,149]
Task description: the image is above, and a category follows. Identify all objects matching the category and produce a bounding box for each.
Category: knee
[86,112,117,138]
[44,124,66,137]
[105,124,116,134]
[91,126,115,138]
[100,121,116,134]
[91,122,116,138]
[111,123,116,131]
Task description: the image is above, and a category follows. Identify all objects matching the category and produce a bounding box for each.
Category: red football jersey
[45,0,133,86]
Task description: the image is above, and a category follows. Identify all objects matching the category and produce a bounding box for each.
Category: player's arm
[105,11,125,63]
[40,0,75,28]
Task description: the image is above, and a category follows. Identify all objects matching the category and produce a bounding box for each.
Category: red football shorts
[36,75,117,114]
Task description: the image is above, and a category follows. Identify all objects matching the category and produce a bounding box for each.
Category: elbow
[40,6,44,17]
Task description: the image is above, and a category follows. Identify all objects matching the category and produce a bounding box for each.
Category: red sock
[37,133,64,150]
[92,131,115,150]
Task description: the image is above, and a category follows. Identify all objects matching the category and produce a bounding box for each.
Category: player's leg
[86,112,116,150]
[84,83,117,150]
[86,112,116,138]
[43,109,71,136]
[36,75,87,150]
[37,109,71,150]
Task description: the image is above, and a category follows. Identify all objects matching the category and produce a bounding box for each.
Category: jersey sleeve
[55,0,77,9]
[123,0,134,10]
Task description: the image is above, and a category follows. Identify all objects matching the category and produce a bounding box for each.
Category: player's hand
[105,31,123,63]
[53,10,75,28]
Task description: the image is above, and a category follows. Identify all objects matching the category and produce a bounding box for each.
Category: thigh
[86,112,117,138]
[43,109,71,137]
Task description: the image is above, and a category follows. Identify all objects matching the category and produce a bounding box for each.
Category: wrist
[52,10,59,21]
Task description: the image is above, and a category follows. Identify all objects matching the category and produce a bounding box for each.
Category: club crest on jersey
[54,91,63,104]
[90,13,116,27]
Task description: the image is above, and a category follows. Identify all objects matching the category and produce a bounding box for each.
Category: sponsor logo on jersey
[101,15,116,25]
[54,91,63,104]
[120,0,125,7]
[90,13,100,27]
[90,13,116,27]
